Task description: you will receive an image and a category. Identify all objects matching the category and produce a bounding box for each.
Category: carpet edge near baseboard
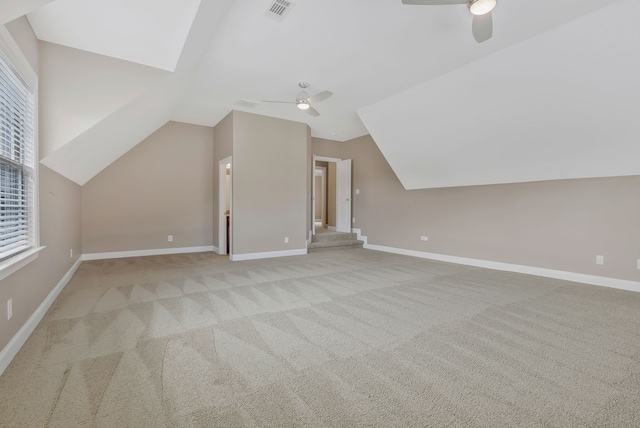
[0,257,82,376]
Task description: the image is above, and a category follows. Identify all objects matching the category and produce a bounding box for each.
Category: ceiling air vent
[265,0,294,22]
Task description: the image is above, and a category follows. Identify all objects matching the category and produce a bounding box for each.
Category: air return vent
[265,0,294,22]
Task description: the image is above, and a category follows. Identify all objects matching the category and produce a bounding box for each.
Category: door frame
[218,156,232,255]
[314,166,327,227]
[312,155,345,236]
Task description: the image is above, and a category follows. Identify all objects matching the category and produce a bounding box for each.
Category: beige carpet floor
[1,249,640,427]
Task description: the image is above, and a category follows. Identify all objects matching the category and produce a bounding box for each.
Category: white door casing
[218,156,231,255]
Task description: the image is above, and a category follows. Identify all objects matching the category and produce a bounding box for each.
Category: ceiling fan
[262,82,333,117]
[402,0,496,43]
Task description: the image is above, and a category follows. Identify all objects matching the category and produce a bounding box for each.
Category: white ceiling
[26,0,201,71]
[1,0,637,188]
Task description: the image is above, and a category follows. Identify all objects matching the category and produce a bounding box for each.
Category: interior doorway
[314,166,326,228]
[312,155,351,236]
[218,156,232,255]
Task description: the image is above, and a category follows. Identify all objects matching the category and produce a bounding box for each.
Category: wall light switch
[284,236,289,244]
[637,259,640,270]
[596,255,604,265]
[168,235,173,242]
[355,189,360,195]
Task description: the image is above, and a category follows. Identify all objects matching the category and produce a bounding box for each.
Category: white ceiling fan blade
[401,0,466,5]
[308,91,333,104]
[262,100,294,104]
[305,107,320,117]
[472,12,493,43]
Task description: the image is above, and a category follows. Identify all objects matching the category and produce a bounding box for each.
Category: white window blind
[0,52,35,262]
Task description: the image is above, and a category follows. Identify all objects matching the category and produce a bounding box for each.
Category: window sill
[0,246,46,282]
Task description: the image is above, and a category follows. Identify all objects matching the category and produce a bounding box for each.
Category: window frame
[0,25,42,281]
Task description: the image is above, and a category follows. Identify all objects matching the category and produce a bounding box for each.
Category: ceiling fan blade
[305,107,320,117]
[401,0,466,5]
[308,91,333,104]
[262,100,294,104]
[472,12,493,43]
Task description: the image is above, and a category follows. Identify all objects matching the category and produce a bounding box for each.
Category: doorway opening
[314,166,326,228]
[312,155,351,236]
[219,156,232,255]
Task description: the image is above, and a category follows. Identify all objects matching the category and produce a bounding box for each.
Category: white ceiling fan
[262,82,333,117]
[402,0,497,43]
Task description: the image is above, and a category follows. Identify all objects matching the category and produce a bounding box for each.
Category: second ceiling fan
[263,82,333,117]
[402,0,497,43]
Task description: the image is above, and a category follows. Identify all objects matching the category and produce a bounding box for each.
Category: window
[0,48,35,262]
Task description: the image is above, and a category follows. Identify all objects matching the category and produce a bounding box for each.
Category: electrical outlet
[284,236,289,244]
[168,235,173,242]
[355,189,360,195]
[7,299,12,320]
[596,255,604,265]
[420,236,429,242]
[352,217,356,224]
[70,248,73,258]
[637,259,640,270]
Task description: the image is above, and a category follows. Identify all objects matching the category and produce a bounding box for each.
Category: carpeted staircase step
[308,239,364,252]
[312,232,358,242]
[309,231,363,252]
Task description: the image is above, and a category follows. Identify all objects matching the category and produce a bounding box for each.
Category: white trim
[327,226,337,231]
[1,27,41,275]
[230,248,307,261]
[0,246,45,281]
[314,155,342,162]
[352,228,367,245]
[307,230,312,247]
[82,246,216,261]
[0,257,82,376]
[362,241,640,293]
[219,156,232,255]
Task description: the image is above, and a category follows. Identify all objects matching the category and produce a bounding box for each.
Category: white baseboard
[353,228,367,245]
[83,246,216,261]
[364,242,640,293]
[354,228,640,293]
[230,248,307,262]
[327,226,337,231]
[0,258,82,376]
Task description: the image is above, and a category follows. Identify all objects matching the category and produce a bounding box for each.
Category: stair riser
[308,243,363,253]
[312,233,357,242]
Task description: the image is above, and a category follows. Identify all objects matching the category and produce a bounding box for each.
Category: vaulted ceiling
[2,0,638,188]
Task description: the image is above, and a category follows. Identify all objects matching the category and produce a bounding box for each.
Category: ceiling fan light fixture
[296,99,310,110]
[468,0,496,16]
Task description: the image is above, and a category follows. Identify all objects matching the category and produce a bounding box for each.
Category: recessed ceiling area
[3,0,638,189]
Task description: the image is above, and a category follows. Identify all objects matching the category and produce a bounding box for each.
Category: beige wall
[1,22,82,353]
[232,111,309,255]
[313,135,640,282]
[212,111,233,249]
[5,17,38,72]
[37,41,169,159]
[82,121,214,254]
